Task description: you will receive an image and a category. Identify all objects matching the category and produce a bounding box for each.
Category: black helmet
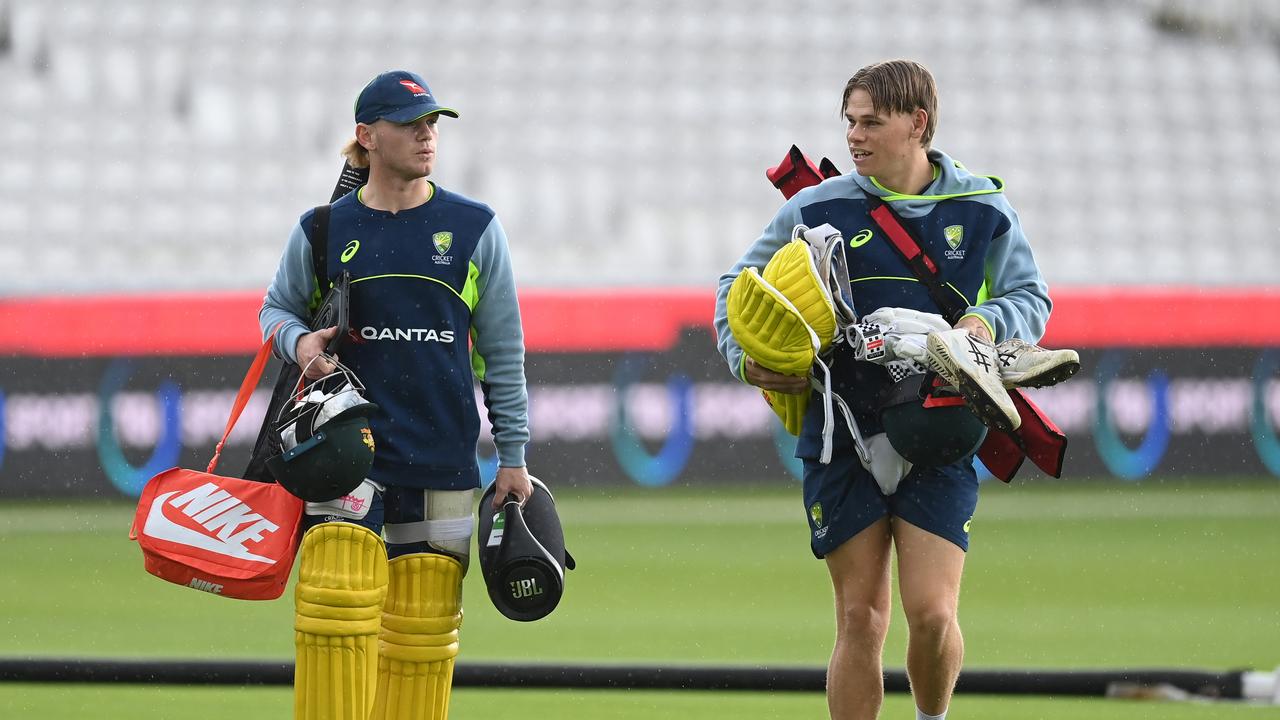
[880,374,987,467]
[265,357,378,502]
[477,477,576,622]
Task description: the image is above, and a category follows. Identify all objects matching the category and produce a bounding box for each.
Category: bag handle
[208,323,284,473]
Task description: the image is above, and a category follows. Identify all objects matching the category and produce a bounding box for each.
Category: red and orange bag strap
[207,323,284,473]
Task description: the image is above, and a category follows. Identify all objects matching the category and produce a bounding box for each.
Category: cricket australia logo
[809,502,827,539]
[943,225,965,260]
[432,231,454,265]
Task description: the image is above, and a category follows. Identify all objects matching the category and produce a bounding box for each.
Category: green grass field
[3,478,1280,719]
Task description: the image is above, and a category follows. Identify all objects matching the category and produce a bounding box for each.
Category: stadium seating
[1,0,1277,293]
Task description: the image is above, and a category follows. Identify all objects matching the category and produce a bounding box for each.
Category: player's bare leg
[892,518,966,718]
[824,517,893,720]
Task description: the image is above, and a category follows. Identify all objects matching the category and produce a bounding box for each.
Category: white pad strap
[810,357,871,467]
[384,517,474,545]
[811,358,836,465]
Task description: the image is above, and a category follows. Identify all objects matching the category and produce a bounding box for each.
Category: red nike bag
[129,330,303,600]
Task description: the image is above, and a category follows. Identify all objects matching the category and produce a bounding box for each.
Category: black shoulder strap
[863,195,968,323]
[309,204,332,293]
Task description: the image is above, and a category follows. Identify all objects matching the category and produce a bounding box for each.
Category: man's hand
[953,316,993,343]
[296,326,339,380]
[491,466,533,510]
[744,356,809,394]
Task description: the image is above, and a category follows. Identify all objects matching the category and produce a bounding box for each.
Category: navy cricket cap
[354,70,459,125]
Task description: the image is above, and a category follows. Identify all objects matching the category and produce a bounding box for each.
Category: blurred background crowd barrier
[1,287,1278,498]
[2,0,1279,497]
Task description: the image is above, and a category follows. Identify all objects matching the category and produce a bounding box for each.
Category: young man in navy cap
[260,69,533,720]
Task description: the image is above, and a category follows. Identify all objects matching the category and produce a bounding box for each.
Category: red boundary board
[0,287,1275,357]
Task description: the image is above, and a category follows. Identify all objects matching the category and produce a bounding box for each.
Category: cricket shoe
[996,338,1080,389]
[925,329,1021,433]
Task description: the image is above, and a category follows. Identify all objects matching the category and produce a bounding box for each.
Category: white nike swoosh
[143,491,277,564]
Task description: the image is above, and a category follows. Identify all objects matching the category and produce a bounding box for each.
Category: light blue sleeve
[963,201,1052,343]
[258,221,316,365]
[469,215,530,468]
[713,197,804,382]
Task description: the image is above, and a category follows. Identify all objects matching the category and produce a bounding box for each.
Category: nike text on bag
[129,329,303,600]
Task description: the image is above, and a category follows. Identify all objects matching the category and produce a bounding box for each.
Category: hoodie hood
[848,148,1004,213]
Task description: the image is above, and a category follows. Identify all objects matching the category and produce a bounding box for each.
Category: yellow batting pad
[764,387,809,436]
[726,267,818,376]
[762,240,837,353]
[370,553,465,720]
[294,522,389,720]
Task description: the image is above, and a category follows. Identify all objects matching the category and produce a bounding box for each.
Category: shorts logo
[963,517,972,534]
[810,502,827,538]
[340,240,360,263]
[848,229,874,249]
[944,225,965,260]
[433,232,453,254]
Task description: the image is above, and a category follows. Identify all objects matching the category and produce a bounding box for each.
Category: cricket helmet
[879,373,987,467]
[265,357,378,502]
[477,477,576,622]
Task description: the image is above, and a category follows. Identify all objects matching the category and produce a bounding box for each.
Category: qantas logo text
[142,483,281,564]
[360,326,455,343]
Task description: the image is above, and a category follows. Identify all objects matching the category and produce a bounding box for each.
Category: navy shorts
[802,450,979,558]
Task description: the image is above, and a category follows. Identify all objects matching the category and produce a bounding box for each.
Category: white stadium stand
[1,0,1277,293]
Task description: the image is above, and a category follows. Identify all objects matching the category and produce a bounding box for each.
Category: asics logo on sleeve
[142,484,281,563]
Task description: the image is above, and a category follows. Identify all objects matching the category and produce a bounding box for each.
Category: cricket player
[260,69,532,720]
[715,59,1064,720]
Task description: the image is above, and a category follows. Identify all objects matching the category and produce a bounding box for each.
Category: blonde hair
[341,136,370,169]
[841,60,938,148]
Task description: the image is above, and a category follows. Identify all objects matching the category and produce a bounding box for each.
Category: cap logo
[399,79,429,97]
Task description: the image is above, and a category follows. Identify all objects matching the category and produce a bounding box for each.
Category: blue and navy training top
[260,184,529,490]
[714,149,1051,458]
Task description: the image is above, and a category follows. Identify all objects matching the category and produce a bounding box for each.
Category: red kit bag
[129,330,303,600]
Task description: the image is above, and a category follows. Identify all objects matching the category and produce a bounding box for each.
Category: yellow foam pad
[370,553,464,720]
[726,267,817,376]
[294,522,389,720]
[764,388,809,436]
[762,240,836,352]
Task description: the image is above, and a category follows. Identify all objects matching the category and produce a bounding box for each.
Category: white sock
[916,708,946,720]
